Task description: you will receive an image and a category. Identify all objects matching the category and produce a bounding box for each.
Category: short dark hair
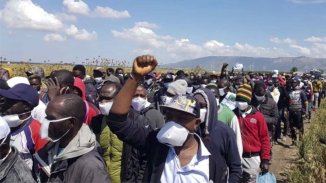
[107,68,115,74]
[59,94,86,126]
[50,69,74,86]
[73,65,86,76]
[28,75,41,82]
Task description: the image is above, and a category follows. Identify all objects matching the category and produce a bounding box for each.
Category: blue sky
[0,0,326,64]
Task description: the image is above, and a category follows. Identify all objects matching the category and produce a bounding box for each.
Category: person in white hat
[0,117,36,183]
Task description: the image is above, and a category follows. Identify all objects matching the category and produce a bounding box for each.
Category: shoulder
[73,149,106,171]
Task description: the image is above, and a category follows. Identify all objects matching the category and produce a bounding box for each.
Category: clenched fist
[132,55,158,77]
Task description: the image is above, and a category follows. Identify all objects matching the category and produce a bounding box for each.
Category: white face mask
[145,79,153,86]
[99,101,113,115]
[131,97,148,111]
[40,117,73,142]
[201,84,207,88]
[2,112,31,127]
[236,101,249,111]
[156,121,189,147]
[186,87,193,94]
[164,82,170,88]
[161,96,173,105]
[200,108,207,123]
[216,99,220,107]
[255,94,265,102]
[94,77,103,83]
[219,87,226,96]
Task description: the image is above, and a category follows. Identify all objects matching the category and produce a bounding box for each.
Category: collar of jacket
[0,147,19,180]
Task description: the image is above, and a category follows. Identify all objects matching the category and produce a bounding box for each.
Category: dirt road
[269,120,311,182]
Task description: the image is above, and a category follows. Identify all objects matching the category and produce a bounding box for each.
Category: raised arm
[110,55,158,115]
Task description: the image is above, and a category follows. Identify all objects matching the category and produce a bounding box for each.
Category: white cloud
[290,44,311,55]
[112,22,292,61]
[270,37,297,44]
[304,36,326,43]
[289,0,326,3]
[43,33,67,42]
[63,0,90,15]
[0,0,63,31]
[66,24,97,41]
[55,13,77,22]
[93,6,130,18]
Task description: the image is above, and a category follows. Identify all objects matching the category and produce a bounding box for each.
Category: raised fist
[132,55,157,77]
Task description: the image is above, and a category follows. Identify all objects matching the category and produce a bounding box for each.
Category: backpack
[288,90,302,112]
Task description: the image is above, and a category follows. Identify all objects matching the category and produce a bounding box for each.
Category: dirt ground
[269,120,311,182]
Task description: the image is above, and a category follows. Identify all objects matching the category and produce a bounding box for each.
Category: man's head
[44,94,86,146]
[98,82,122,115]
[72,65,86,80]
[217,78,230,97]
[235,84,252,111]
[93,67,106,79]
[0,117,11,159]
[131,85,149,111]
[28,75,42,92]
[115,68,124,76]
[26,66,45,79]
[162,96,201,134]
[106,68,115,76]
[0,84,39,128]
[206,85,219,100]
[50,69,75,94]
[253,81,266,102]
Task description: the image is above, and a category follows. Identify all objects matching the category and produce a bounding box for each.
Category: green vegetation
[288,100,326,183]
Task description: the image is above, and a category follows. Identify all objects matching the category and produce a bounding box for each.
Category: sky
[0,0,326,64]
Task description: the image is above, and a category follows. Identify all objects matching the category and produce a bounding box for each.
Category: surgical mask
[236,101,248,111]
[200,109,207,123]
[118,74,124,77]
[201,84,207,88]
[219,87,226,96]
[295,86,301,90]
[145,79,153,86]
[94,77,103,83]
[2,111,31,127]
[40,117,73,142]
[131,97,147,111]
[99,101,113,115]
[156,121,189,147]
[255,94,265,102]
[211,80,217,83]
[161,96,173,105]
[216,99,220,107]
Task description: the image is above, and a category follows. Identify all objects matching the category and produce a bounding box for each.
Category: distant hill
[160,56,326,72]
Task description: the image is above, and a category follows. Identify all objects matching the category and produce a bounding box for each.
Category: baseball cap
[0,83,39,108]
[160,95,200,117]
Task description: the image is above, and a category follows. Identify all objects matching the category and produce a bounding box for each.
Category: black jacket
[107,111,241,183]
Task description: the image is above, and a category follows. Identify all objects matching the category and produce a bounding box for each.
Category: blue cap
[0,83,39,108]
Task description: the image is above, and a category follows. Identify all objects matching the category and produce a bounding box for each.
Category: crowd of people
[0,55,324,183]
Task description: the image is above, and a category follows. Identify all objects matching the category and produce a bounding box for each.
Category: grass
[288,100,326,183]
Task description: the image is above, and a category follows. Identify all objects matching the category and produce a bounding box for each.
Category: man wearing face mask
[153,73,174,110]
[287,78,308,146]
[218,79,237,110]
[91,81,123,183]
[234,84,271,183]
[132,85,164,129]
[193,88,242,182]
[0,84,48,172]
[35,94,110,183]
[107,55,240,183]
[252,81,278,147]
[93,67,106,90]
[0,117,36,183]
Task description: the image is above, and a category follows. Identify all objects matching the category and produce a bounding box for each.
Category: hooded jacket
[194,88,242,183]
[74,78,100,125]
[34,124,110,183]
[0,147,36,183]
